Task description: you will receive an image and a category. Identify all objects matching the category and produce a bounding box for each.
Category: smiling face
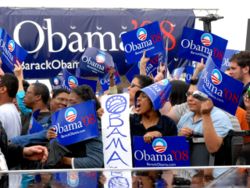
[136,92,153,115]
[50,92,69,112]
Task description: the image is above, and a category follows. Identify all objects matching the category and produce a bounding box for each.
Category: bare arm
[201,99,223,153]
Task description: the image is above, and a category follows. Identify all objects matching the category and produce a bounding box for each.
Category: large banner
[0,8,195,78]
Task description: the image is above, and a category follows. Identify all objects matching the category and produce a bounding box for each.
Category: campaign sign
[0,27,27,71]
[62,69,97,93]
[125,54,159,82]
[133,136,190,167]
[172,67,185,80]
[185,65,194,83]
[178,27,228,68]
[49,74,64,90]
[52,171,98,188]
[101,93,132,188]
[121,21,165,65]
[78,47,114,77]
[99,69,121,91]
[51,100,99,146]
[139,79,172,110]
[197,56,244,115]
[220,49,239,72]
[29,110,46,134]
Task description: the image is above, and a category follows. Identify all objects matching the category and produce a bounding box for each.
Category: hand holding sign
[47,127,57,140]
[178,127,193,137]
[143,131,162,143]
[139,51,150,75]
[13,60,24,80]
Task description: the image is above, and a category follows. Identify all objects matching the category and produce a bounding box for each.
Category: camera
[192,91,208,101]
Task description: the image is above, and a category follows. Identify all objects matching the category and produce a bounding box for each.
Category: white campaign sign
[101,93,132,188]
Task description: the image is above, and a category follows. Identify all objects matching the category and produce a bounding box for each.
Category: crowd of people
[0,50,250,186]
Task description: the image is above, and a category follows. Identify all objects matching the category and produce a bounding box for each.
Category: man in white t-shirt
[0,73,21,139]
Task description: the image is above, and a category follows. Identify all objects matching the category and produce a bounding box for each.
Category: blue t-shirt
[177,107,233,137]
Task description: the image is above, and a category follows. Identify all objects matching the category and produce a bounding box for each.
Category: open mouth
[136,102,141,110]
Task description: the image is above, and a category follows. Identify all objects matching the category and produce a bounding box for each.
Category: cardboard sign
[197,56,244,115]
[178,27,227,68]
[133,136,190,167]
[51,100,99,146]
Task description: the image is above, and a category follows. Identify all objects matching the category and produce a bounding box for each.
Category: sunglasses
[185,91,193,97]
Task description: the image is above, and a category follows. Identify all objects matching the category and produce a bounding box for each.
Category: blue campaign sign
[197,56,244,115]
[172,67,185,80]
[51,100,99,146]
[99,69,121,91]
[220,49,239,72]
[178,27,228,68]
[126,54,159,82]
[133,136,190,167]
[49,74,64,90]
[62,69,97,93]
[78,47,114,77]
[47,172,98,188]
[121,21,165,65]
[140,79,172,110]
[185,65,194,83]
[0,27,27,72]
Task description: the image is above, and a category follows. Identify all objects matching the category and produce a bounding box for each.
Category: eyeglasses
[185,91,193,97]
[130,83,141,88]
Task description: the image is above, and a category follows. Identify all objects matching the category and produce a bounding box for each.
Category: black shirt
[130,114,177,137]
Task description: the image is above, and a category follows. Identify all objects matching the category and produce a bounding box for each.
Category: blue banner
[51,100,99,146]
[62,69,97,93]
[0,27,27,72]
[133,136,190,167]
[0,8,195,78]
[220,49,239,72]
[121,21,164,65]
[197,56,244,115]
[140,79,172,110]
[78,47,114,77]
[178,27,228,68]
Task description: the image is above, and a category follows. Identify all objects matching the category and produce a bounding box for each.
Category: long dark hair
[71,85,101,110]
[169,80,189,106]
